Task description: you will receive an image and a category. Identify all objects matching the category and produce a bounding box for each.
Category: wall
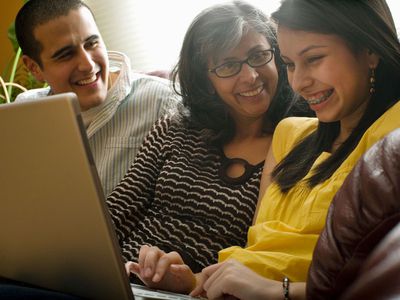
[0,1,24,78]
[85,0,281,71]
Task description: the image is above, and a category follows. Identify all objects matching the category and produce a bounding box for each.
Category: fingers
[202,262,223,276]
[189,263,222,297]
[138,245,165,280]
[125,261,140,276]
[137,245,188,284]
[202,260,269,300]
[169,264,197,293]
[202,260,245,299]
[152,251,185,282]
[189,277,205,297]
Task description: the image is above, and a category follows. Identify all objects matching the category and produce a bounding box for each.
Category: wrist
[283,277,290,300]
[287,282,307,300]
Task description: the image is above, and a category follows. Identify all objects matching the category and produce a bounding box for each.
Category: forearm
[246,280,306,300]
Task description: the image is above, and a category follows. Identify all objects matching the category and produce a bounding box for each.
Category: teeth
[239,86,263,97]
[77,74,97,85]
[306,90,333,105]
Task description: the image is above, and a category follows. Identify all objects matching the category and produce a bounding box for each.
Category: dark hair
[172,0,296,146]
[15,0,93,67]
[271,0,400,192]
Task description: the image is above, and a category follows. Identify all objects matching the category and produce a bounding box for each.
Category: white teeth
[77,74,97,85]
[239,86,263,97]
[306,90,333,105]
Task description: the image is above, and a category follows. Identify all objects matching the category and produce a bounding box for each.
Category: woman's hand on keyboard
[125,245,196,294]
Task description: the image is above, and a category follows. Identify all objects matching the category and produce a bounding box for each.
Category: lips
[238,85,264,97]
[75,67,102,86]
[305,89,334,105]
[76,73,98,86]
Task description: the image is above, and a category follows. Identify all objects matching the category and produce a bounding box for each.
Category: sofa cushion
[340,222,400,300]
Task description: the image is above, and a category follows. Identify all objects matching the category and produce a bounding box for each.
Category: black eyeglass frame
[208,48,275,78]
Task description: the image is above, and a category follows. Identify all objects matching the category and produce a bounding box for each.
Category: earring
[369,68,376,94]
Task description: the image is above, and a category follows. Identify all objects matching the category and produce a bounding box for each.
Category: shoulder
[131,72,175,95]
[275,117,318,141]
[365,100,400,140]
[272,117,318,161]
[14,87,50,102]
[129,73,180,111]
[149,114,184,136]
[140,114,199,155]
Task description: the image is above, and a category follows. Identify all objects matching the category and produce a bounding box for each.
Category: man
[15,0,179,196]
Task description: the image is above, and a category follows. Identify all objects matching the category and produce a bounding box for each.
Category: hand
[200,259,281,300]
[125,245,196,294]
[189,263,219,297]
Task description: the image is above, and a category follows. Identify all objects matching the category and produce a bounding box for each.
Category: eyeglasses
[208,49,275,78]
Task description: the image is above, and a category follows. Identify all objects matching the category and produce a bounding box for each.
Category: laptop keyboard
[131,284,204,300]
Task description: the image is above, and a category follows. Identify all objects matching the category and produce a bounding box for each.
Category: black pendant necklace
[218,156,257,185]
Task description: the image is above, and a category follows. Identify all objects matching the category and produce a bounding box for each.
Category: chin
[82,97,105,111]
[316,113,338,123]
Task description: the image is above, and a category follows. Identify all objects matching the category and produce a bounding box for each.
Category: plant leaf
[7,22,19,53]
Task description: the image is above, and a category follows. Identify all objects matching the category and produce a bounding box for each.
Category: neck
[233,117,265,140]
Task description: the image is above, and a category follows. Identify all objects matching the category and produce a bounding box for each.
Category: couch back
[341,222,400,300]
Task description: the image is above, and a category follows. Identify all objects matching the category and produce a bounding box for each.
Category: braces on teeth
[306,90,333,105]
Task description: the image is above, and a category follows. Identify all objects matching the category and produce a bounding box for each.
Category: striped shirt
[107,116,263,272]
[15,51,179,196]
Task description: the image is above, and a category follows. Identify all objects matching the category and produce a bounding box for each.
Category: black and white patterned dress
[107,116,263,272]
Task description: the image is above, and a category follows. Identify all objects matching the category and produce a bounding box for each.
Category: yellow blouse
[219,101,400,281]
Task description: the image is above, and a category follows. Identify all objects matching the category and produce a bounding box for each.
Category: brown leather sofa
[306,128,400,299]
[341,221,400,300]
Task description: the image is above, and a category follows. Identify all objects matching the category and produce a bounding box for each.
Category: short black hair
[15,0,93,67]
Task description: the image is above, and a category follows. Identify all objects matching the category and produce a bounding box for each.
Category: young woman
[128,0,400,299]
[107,0,309,292]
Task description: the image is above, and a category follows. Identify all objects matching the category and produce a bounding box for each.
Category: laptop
[0,93,201,300]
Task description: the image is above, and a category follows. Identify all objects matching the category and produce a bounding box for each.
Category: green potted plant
[1,0,45,104]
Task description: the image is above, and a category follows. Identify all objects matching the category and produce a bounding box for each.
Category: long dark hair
[171,0,297,147]
[271,0,400,192]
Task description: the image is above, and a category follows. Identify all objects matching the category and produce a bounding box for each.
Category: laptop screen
[0,93,134,300]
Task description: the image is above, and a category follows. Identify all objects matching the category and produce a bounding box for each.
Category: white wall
[85,0,281,71]
[85,0,400,71]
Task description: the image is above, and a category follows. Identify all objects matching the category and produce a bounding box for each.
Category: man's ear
[22,55,45,82]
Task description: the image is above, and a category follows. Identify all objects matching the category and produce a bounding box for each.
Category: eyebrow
[219,45,267,63]
[280,44,327,61]
[51,34,100,60]
[297,45,327,56]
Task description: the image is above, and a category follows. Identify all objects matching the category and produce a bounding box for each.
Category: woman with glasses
[106,0,309,291]
[126,0,400,299]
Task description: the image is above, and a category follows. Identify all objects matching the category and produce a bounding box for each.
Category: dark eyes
[56,52,73,60]
[282,55,324,71]
[282,61,295,71]
[307,56,323,64]
[86,39,99,48]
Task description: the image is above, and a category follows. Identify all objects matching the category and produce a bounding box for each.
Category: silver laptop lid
[0,93,134,300]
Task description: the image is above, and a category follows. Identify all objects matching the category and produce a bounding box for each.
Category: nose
[289,67,312,94]
[238,63,258,84]
[77,49,95,72]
